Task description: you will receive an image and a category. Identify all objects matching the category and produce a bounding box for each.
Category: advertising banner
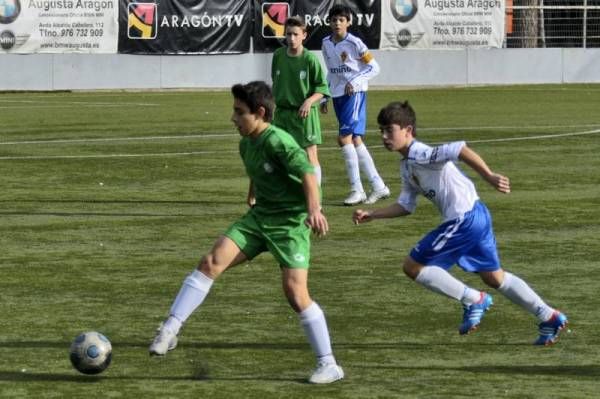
[254,0,380,52]
[118,0,251,54]
[381,0,505,49]
[0,0,118,53]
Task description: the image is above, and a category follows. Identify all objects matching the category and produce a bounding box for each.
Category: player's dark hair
[285,15,306,32]
[327,4,353,21]
[231,81,274,122]
[377,101,417,136]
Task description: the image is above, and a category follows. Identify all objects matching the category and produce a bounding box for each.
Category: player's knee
[480,270,504,289]
[403,259,421,280]
[197,254,221,279]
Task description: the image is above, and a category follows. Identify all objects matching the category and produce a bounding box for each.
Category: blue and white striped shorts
[409,201,501,272]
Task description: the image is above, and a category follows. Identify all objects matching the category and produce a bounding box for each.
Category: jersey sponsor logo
[263,162,274,173]
[299,70,306,80]
[330,65,352,74]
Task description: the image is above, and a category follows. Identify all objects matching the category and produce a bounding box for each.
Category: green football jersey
[271,47,330,110]
[239,124,314,215]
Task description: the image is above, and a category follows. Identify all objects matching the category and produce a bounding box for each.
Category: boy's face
[329,15,350,38]
[379,123,414,153]
[285,25,306,51]
[231,98,263,137]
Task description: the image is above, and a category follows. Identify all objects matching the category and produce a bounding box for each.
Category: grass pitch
[1,85,600,398]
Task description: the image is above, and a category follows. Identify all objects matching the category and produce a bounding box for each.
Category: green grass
[1,84,600,398]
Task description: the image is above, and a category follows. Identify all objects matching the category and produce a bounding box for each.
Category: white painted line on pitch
[1,128,599,161]
[3,123,600,146]
[0,133,236,146]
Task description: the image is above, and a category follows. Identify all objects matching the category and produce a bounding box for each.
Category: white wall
[1,49,599,91]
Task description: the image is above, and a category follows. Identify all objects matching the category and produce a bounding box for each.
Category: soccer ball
[69,331,112,375]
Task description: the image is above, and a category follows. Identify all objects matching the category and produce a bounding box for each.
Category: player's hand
[305,210,329,237]
[344,82,355,96]
[298,100,311,119]
[487,173,511,194]
[320,102,328,114]
[352,209,373,225]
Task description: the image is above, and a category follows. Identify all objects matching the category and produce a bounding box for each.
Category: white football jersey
[397,141,479,221]
[321,33,380,98]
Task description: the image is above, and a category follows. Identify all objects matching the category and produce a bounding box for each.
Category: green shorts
[273,107,322,148]
[224,210,311,268]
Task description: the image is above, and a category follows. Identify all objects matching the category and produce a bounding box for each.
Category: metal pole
[540,0,545,47]
[583,0,588,48]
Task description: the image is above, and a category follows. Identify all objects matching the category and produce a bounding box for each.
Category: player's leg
[149,236,247,355]
[333,96,365,205]
[348,93,388,204]
[480,269,568,345]
[281,267,344,384]
[407,208,495,334]
[268,213,342,383]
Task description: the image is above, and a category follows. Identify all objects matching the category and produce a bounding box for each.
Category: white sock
[415,266,480,305]
[355,143,385,191]
[341,144,363,192]
[299,302,336,365]
[497,272,554,321]
[314,165,322,186]
[165,270,214,334]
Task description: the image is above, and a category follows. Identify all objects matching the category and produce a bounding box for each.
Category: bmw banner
[0,0,118,53]
[118,0,251,54]
[381,0,505,49]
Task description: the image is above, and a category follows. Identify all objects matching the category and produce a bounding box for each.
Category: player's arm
[346,50,380,95]
[353,203,411,225]
[459,145,511,194]
[299,92,324,118]
[302,172,328,236]
[247,181,256,207]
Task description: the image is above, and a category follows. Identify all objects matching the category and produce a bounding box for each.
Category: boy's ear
[256,105,267,120]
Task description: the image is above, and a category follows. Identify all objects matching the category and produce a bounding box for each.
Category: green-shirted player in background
[149,81,344,384]
[271,16,330,186]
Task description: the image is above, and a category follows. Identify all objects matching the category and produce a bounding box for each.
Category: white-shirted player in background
[321,4,390,206]
[353,101,568,346]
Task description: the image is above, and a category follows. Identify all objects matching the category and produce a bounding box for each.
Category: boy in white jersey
[320,4,389,206]
[353,101,568,345]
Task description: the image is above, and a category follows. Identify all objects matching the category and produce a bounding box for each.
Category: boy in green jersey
[271,16,330,185]
[149,81,344,384]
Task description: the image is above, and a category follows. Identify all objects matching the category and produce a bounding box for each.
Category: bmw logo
[390,0,418,23]
[0,0,21,24]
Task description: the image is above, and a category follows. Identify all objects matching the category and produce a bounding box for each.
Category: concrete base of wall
[1,49,599,91]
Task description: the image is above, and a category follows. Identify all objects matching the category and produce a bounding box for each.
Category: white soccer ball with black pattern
[69,331,112,375]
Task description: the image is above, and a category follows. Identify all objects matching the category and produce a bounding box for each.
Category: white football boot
[149,324,178,356]
[364,186,391,205]
[343,190,367,206]
[308,362,344,384]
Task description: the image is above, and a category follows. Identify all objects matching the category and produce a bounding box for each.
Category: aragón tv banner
[254,0,380,52]
[381,0,505,49]
[0,0,118,53]
[118,0,250,54]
